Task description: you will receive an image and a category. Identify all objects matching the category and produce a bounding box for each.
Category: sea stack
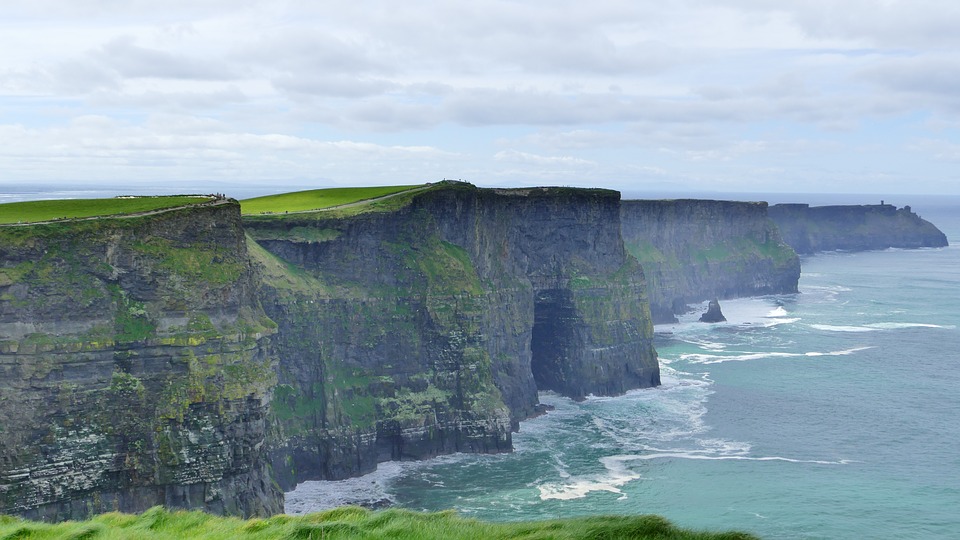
[699,299,727,323]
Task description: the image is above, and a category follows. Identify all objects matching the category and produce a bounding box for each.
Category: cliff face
[620,200,800,323]
[244,183,659,488]
[0,184,661,519]
[0,202,282,520]
[768,203,949,254]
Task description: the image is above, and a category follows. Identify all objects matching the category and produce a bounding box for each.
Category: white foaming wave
[681,351,797,364]
[695,438,752,456]
[680,347,873,364]
[284,461,408,514]
[755,317,801,328]
[809,324,876,333]
[767,306,789,318]
[804,284,852,293]
[661,296,799,332]
[678,336,728,351]
[800,284,852,302]
[587,386,713,445]
[537,455,643,501]
[865,322,956,330]
[618,452,854,466]
[654,368,711,389]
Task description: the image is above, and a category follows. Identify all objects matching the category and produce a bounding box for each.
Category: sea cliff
[768,203,949,254]
[0,183,661,519]
[620,200,800,323]
[0,202,281,520]
[244,183,659,489]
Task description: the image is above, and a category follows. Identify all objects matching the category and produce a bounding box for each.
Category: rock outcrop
[244,182,659,489]
[699,299,727,323]
[620,200,800,323]
[0,202,282,520]
[768,203,949,254]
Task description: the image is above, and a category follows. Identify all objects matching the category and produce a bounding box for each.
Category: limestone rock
[768,203,948,254]
[245,182,660,488]
[699,299,727,323]
[620,199,800,324]
[0,201,282,520]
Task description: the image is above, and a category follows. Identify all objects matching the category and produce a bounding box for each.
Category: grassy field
[240,185,425,215]
[0,196,214,225]
[0,506,758,539]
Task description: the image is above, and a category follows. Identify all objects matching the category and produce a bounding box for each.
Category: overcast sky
[2,0,959,197]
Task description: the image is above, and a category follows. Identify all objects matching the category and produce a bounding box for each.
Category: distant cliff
[768,203,948,254]
[621,200,800,323]
[244,182,659,489]
[0,202,281,521]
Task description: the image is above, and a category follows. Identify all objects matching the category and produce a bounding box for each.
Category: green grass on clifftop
[240,185,425,215]
[0,506,759,539]
[0,196,214,225]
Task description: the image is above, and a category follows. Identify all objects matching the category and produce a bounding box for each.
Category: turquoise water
[290,205,960,539]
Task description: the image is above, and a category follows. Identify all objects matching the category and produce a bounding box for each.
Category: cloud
[859,53,960,97]
[494,150,596,167]
[273,74,398,98]
[94,36,240,80]
[0,117,460,185]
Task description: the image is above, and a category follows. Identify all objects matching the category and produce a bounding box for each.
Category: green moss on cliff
[112,285,157,343]
[1,200,284,519]
[245,235,337,299]
[133,237,245,286]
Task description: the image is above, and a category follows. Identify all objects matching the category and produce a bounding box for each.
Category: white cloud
[494,150,596,167]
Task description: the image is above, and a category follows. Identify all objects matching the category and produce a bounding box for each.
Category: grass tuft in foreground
[0,506,759,539]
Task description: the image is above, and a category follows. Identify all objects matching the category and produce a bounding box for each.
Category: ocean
[287,200,960,540]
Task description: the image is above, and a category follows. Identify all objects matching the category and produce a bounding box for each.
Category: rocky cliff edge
[621,199,800,323]
[0,202,282,520]
[244,182,660,489]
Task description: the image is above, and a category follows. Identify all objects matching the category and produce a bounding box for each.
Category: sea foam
[680,347,873,365]
[537,455,643,501]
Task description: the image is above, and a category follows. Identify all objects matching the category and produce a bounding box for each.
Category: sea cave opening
[530,288,580,393]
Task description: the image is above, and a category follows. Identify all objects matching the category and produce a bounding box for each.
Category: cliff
[0,202,282,520]
[768,203,949,254]
[0,183,662,520]
[244,182,659,488]
[620,200,800,323]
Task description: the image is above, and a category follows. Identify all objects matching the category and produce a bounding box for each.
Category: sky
[2,0,960,197]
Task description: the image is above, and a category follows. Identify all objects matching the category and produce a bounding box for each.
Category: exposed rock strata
[768,203,949,254]
[620,200,800,323]
[244,183,660,489]
[0,203,282,520]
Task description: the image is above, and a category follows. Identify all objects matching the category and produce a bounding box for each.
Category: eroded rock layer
[0,202,281,520]
[620,200,800,323]
[244,183,659,489]
[768,203,948,254]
